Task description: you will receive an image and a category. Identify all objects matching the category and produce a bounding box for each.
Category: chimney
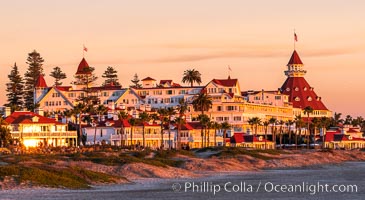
[5,107,11,118]
[34,108,44,116]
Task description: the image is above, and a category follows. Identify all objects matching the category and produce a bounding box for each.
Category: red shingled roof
[35,75,47,88]
[55,86,72,91]
[231,133,270,143]
[142,77,156,81]
[180,123,194,130]
[159,80,172,85]
[212,78,238,87]
[76,58,91,75]
[288,50,303,65]
[281,77,328,110]
[5,111,63,125]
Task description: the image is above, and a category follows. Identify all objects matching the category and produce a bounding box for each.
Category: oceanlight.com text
[171,181,358,195]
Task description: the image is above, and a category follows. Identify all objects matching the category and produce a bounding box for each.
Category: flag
[83,45,88,52]
[294,33,298,42]
[228,65,232,71]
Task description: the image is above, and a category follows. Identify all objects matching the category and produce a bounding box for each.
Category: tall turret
[280,50,331,117]
[34,74,48,104]
[73,58,94,90]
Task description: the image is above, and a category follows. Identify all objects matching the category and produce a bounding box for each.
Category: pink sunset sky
[0,0,364,117]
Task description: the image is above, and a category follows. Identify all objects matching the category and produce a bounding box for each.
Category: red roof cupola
[76,58,91,75]
[280,50,329,111]
[288,50,303,65]
[35,74,47,88]
[284,50,306,77]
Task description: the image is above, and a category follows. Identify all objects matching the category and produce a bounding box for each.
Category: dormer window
[307,96,312,101]
[294,87,299,91]
[294,97,300,101]
[303,87,307,91]
[32,116,39,122]
[286,88,290,91]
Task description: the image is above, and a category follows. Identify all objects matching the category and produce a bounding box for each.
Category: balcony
[11,131,78,138]
[110,133,171,141]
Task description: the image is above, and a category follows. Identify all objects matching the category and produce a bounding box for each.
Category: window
[233,116,241,121]
[217,106,222,111]
[226,106,236,111]
[275,96,281,100]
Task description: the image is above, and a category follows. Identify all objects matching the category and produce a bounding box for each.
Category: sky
[0,0,364,117]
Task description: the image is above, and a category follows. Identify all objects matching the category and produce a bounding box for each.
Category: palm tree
[330,112,343,127]
[248,117,261,136]
[62,109,73,124]
[221,122,231,147]
[248,118,255,134]
[182,69,202,87]
[206,121,213,147]
[157,108,168,149]
[311,117,320,147]
[118,110,129,147]
[295,115,304,149]
[139,112,150,148]
[166,107,176,149]
[192,92,212,115]
[93,105,108,149]
[72,103,86,145]
[212,122,221,147]
[198,114,210,148]
[0,117,10,147]
[278,120,284,148]
[128,118,138,149]
[269,117,277,148]
[192,92,212,148]
[176,98,188,150]
[303,106,313,149]
[263,121,270,149]
[319,117,330,149]
[286,120,294,145]
[174,116,185,150]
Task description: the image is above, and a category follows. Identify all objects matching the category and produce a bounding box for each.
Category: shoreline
[1,149,365,191]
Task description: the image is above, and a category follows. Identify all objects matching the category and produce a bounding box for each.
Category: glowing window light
[23,139,39,147]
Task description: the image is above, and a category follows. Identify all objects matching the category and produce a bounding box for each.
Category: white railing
[11,131,78,138]
[110,133,172,140]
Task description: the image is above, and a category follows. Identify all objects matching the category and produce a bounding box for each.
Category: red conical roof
[287,50,303,65]
[76,58,91,75]
[281,77,328,110]
[35,74,47,88]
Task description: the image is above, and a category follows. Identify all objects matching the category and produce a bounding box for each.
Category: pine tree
[23,50,45,111]
[5,63,24,112]
[50,66,67,86]
[102,66,120,86]
[130,73,142,88]
[74,66,98,104]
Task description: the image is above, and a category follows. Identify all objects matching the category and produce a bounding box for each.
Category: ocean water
[1,162,364,200]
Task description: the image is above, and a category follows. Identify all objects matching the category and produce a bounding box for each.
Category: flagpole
[294,29,296,50]
[83,44,85,58]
